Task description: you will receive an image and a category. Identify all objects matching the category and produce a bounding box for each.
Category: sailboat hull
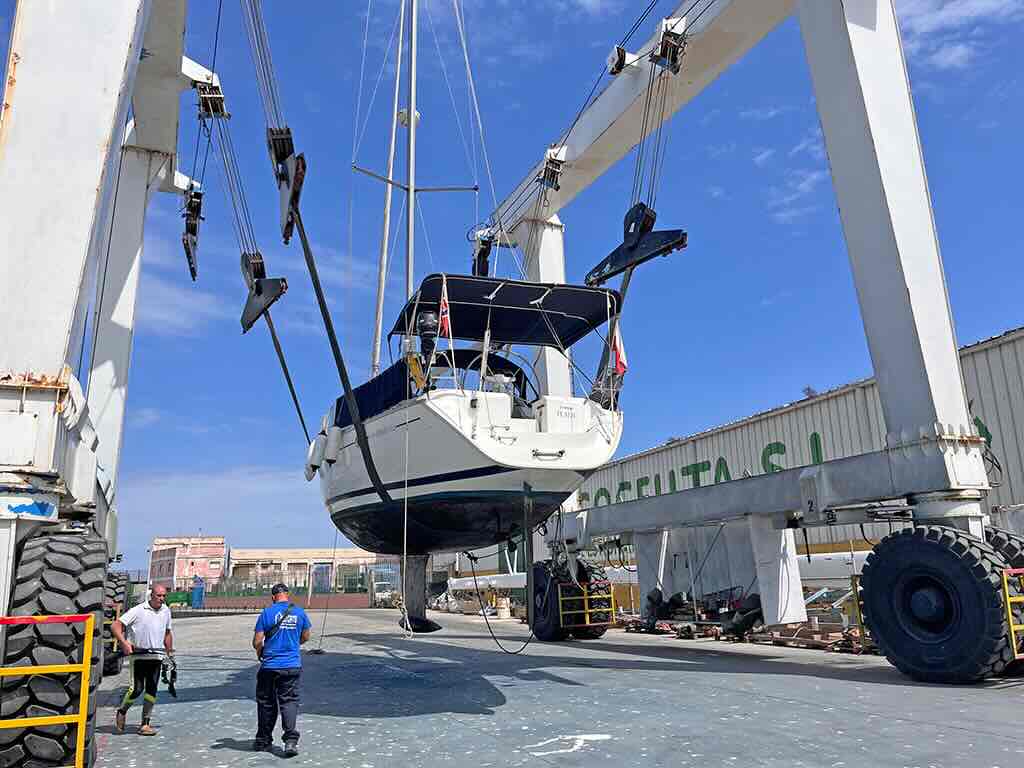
[331,486,573,555]
[314,389,622,555]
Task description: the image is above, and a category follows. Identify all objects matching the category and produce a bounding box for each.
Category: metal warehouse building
[576,326,1024,598]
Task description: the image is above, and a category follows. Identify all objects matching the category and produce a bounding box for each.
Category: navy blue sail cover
[388,274,621,348]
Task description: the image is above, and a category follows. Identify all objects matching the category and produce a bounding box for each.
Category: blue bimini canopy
[388,274,621,349]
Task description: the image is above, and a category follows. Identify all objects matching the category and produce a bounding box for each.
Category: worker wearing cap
[252,583,312,756]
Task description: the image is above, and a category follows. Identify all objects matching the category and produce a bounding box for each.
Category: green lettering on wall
[594,488,611,506]
[616,481,633,503]
[681,461,712,487]
[714,457,731,483]
[636,476,651,498]
[578,491,591,508]
[761,442,786,473]
[809,432,823,465]
[668,469,677,493]
[653,473,662,495]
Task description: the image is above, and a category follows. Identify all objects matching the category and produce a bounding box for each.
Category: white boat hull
[314,390,623,554]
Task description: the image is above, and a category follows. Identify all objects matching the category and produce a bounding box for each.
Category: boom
[493,0,795,231]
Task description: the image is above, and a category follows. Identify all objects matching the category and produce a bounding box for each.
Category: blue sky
[3,1,1022,569]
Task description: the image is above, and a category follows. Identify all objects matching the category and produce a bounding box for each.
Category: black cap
[271,583,289,596]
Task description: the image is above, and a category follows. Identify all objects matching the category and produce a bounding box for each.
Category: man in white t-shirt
[110,584,174,735]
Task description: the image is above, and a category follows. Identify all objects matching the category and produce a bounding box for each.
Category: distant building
[227,547,389,592]
[149,536,227,590]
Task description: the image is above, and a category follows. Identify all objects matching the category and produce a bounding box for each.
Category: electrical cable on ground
[465,551,540,655]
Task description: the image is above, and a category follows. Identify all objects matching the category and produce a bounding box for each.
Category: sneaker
[138,724,157,736]
[114,710,126,733]
[283,741,299,757]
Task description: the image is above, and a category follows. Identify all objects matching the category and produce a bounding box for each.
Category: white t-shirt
[120,601,173,650]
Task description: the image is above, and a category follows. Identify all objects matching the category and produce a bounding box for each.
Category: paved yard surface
[94,609,1024,767]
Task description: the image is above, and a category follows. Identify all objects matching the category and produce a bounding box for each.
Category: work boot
[138,723,157,736]
[283,741,299,758]
[114,710,126,733]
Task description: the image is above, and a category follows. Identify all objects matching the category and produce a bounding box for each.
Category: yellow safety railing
[0,613,95,768]
[557,580,617,630]
[1002,568,1024,661]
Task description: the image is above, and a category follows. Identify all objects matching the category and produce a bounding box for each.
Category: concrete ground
[94,609,1024,767]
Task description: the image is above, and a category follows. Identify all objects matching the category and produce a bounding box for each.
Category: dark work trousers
[255,667,302,744]
[118,657,162,724]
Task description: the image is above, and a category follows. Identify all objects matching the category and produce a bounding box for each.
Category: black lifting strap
[292,206,392,505]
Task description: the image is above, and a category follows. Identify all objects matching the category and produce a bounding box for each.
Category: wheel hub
[896,573,958,642]
[909,585,947,623]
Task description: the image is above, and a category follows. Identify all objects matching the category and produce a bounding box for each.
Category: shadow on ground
[131,621,1024,729]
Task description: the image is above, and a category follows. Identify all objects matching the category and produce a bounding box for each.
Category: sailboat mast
[405,0,418,302]
[370,0,406,377]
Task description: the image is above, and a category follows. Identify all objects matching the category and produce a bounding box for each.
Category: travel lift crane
[0,3,228,765]
[493,0,1023,683]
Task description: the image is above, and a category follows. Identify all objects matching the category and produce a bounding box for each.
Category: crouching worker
[111,584,174,735]
[253,583,311,757]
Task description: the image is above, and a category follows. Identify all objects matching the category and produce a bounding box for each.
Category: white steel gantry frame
[0,1,215,628]
[501,0,989,625]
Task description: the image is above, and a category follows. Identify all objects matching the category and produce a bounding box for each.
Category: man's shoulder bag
[258,603,295,660]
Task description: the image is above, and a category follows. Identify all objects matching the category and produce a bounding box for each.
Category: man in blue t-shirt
[252,583,312,756]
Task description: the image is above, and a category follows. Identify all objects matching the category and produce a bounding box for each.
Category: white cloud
[790,128,826,162]
[771,204,820,224]
[740,107,785,121]
[128,407,162,429]
[927,41,975,68]
[899,0,1022,39]
[897,0,1023,69]
[553,0,624,15]
[706,142,736,159]
[142,235,182,271]
[117,465,338,569]
[753,148,776,168]
[136,272,234,336]
[708,186,726,200]
[767,168,829,224]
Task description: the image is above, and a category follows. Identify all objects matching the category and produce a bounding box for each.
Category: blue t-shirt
[255,602,312,670]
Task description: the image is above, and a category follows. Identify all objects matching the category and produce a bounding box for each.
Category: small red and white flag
[611,323,628,376]
[439,274,452,341]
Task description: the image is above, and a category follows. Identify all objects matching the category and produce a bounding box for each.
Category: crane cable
[238,0,393,504]
[204,107,311,444]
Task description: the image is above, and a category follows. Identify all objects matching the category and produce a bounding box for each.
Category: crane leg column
[86,135,177,554]
[516,215,572,397]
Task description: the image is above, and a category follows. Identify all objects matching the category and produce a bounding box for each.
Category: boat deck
[94,609,1024,767]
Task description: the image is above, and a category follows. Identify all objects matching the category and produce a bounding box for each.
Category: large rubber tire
[531,563,567,642]
[101,572,129,677]
[0,530,108,768]
[985,527,1024,674]
[861,525,1013,683]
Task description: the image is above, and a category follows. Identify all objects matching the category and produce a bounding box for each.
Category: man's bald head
[149,584,168,609]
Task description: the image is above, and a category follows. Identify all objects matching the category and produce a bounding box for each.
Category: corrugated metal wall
[579,327,1024,593]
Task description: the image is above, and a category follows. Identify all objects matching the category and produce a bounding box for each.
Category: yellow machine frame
[557,580,617,630]
[1002,567,1024,661]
